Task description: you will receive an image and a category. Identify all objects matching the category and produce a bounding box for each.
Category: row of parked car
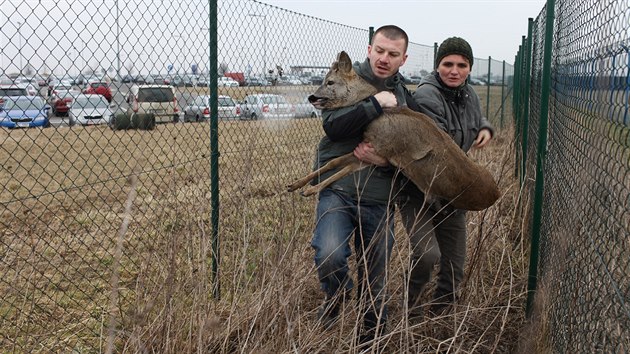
[185,92,321,121]
[0,81,321,129]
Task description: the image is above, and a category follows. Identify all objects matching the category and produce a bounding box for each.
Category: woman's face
[437,54,471,88]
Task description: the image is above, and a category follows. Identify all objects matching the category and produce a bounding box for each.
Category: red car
[50,88,81,116]
[83,81,112,103]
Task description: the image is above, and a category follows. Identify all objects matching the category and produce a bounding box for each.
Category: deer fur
[287,51,500,211]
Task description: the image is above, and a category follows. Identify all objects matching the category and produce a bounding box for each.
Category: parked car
[293,96,321,118]
[183,95,240,122]
[0,83,37,107]
[121,74,134,83]
[244,77,269,86]
[69,74,88,86]
[133,74,155,84]
[50,86,81,116]
[217,77,239,87]
[0,96,50,128]
[239,94,294,120]
[196,76,208,87]
[168,75,185,87]
[83,80,112,102]
[125,84,179,124]
[68,94,114,126]
[469,77,486,85]
[151,74,169,85]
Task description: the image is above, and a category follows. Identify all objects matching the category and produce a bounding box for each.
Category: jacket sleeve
[321,96,383,142]
[412,85,448,132]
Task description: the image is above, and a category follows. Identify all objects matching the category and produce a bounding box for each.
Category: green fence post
[433,42,438,69]
[209,0,220,300]
[501,60,505,129]
[369,26,374,44]
[521,19,534,186]
[514,42,523,178]
[527,0,555,317]
[486,56,491,119]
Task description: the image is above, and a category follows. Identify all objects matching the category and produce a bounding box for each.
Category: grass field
[0,86,540,352]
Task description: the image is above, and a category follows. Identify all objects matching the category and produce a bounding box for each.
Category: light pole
[116,0,121,81]
[17,21,22,72]
[247,13,267,76]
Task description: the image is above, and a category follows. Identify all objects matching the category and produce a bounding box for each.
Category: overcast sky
[260,0,547,63]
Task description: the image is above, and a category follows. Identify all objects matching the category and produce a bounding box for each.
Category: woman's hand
[473,128,492,149]
[354,141,389,167]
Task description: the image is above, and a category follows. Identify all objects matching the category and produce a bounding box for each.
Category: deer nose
[308,95,318,103]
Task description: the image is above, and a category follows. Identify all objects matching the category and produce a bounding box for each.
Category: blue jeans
[311,188,395,328]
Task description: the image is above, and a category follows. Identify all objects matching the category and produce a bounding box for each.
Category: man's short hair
[373,25,409,53]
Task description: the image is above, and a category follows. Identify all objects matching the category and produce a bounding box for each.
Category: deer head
[308,51,379,110]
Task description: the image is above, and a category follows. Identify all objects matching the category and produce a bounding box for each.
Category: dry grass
[0,86,541,353]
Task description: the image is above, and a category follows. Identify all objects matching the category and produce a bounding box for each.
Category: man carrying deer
[308,24,418,347]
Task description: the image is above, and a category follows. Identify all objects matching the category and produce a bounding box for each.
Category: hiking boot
[317,292,346,330]
[408,306,425,325]
[428,301,453,317]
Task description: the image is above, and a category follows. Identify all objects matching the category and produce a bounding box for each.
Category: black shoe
[408,306,425,324]
[428,301,453,317]
[358,332,374,347]
[317,297,341,330]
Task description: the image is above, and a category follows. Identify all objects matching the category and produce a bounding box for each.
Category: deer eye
[327,80,335,86]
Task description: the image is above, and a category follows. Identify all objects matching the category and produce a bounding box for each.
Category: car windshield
[218,97,234,106]
[0,88,26,96]
[4,98,44,111]
[58,90,78,97]
[261,96,287,104]
[138,88,174,102]
[75,96,108,109]
[55,85,73,91]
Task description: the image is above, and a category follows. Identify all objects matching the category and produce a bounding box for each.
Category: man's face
[367,33,408,79]
[437,54,471,88]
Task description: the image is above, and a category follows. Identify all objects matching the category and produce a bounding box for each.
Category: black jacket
[313,58,418,203]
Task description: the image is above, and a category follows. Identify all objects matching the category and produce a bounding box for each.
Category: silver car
[293,96,321,118]
[68,94,114,126]
[239,94,295,120]
[183,95,240,122]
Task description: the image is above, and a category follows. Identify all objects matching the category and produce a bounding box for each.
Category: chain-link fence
[1,0,514,351]
[514,0,630,352]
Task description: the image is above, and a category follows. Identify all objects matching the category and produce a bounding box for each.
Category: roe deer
[287,51,500,211]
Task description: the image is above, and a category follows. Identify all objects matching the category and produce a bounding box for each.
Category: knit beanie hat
[435,37,474,69]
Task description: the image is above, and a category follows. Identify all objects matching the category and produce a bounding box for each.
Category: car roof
[3,95,44,104]
[75,93,104,99]
[0,83,32,88]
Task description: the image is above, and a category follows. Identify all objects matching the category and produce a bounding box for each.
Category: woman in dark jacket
[401,37,494,319]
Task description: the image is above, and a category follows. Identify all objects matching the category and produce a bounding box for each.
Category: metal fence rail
[515,0,630,352]
[1,0,513,351]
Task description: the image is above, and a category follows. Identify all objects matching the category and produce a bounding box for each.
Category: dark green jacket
[312,58,415,203]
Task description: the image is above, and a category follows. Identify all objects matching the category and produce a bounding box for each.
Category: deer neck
[345,74,380,106]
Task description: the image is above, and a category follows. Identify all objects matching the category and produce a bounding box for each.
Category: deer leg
[300,158,366,197]
[287,153,357,192]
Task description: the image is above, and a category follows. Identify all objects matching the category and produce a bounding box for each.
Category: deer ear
[336,51,353,73]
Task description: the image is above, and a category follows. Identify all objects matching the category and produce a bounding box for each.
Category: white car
[239,94,295,120]
[293,96,321,118]
[183,95,241,122]
[217,77,239,87]
[68,94,114,126]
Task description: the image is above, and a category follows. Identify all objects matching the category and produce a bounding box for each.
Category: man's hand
[373,91,397,108]
[354,141,389,167]
[473,128,492,149]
